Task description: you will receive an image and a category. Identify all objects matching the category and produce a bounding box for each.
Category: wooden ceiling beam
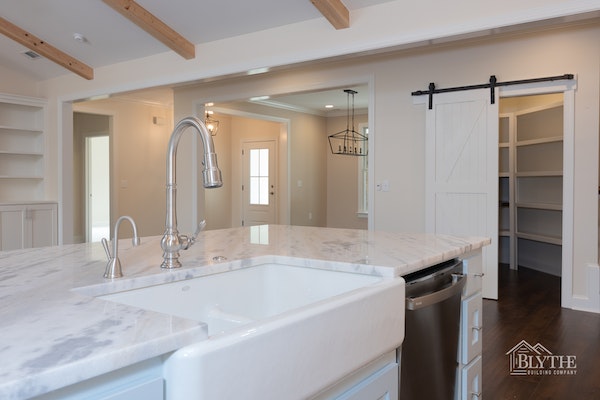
[311,0,350,29]
[0,16,94,80]
[102,0,195,60]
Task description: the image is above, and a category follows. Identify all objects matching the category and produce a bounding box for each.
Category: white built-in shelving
[498,98,563,274]
[0,93,46,201]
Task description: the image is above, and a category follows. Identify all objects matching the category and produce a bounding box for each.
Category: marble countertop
[0,225,489,399]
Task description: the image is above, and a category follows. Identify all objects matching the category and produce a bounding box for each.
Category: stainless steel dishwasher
[399,258,466,400]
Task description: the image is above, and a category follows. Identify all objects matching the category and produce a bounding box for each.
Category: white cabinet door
[26,204,57,248]
[0,202,57,250]
[0,208,24,250]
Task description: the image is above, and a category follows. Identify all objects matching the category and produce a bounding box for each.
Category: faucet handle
[101,237,112,261]
[193,220,207,238]
[185,219,207,249]
[176,220,207,251]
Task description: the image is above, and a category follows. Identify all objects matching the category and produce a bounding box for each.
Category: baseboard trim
[569,263,600,313]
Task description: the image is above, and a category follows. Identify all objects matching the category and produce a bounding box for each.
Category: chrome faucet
[161,116,223,269]
[102,216,141,278]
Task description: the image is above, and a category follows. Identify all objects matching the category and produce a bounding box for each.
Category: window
[357,124,368,217]
[249,148,270,205]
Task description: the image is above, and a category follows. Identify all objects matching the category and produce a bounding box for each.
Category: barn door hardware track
[412,74,574,109]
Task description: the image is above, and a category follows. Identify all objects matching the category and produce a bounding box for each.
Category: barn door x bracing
[426,89,499,299]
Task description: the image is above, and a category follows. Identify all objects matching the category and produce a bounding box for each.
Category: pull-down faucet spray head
[201,151,223,188]
[161,116,223,269]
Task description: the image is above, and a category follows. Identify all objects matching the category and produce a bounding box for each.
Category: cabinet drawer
[461,294,483,365]
[102,377,163,400]
[461,355,482,400]
[462,252,483,298]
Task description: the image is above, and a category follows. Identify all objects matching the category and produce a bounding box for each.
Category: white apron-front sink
[99,261,405,399]
[100,263,384,336]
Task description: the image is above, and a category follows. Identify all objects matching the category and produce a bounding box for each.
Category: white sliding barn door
[425,89,498,299]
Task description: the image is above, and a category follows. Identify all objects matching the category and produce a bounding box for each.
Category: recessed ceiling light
[247,67,269,75]
[325,104,334,108]
[249,95,270,101]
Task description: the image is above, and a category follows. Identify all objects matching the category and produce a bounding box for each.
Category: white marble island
[0,225,489,400]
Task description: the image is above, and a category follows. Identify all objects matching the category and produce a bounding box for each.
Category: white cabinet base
[312,351,398,400]
[456,251,484,400]
[32,357,163,400]
[0,202,57,251]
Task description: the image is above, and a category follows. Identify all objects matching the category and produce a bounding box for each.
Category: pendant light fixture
[205,110,219,136]
[328,89,367,156]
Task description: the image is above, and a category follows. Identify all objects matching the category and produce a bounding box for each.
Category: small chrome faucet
[161,117,223,269]
[102,216,141,279]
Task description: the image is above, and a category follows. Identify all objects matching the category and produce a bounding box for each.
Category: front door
[425,89,499,299]
[241,140,277,226]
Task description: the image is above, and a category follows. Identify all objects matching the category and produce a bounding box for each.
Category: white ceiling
[0,0,395,81]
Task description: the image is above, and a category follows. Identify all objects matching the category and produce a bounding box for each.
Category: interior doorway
[73,112,112,243]
[498,93,564,276]
[85,135,110,242]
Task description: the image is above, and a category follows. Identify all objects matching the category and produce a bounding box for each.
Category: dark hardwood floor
[483,265,600,399]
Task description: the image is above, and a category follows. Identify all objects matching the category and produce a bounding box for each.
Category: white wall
[74,98,173,239]
[188,98,327,228]
[205,113,232,230]
[229,115,281,227]
[0,65,40,97]
[326,113,369,230]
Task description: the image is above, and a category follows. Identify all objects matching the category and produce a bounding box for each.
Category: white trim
[570,264,600,313]
[499,78,578,310]
[366,78,375,231]
[357,123,369,217]
[0,93,47,107]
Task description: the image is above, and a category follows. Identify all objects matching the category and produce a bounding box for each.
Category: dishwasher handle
[406,273,466,310]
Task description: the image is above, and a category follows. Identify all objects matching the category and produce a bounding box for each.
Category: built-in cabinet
[456,251,483,400]
[31,357,164,400]
[498,100,563,275]
[313,352,398,400]
[0,93,57,250]
[0,202,58,250]
[0,93,46,201]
